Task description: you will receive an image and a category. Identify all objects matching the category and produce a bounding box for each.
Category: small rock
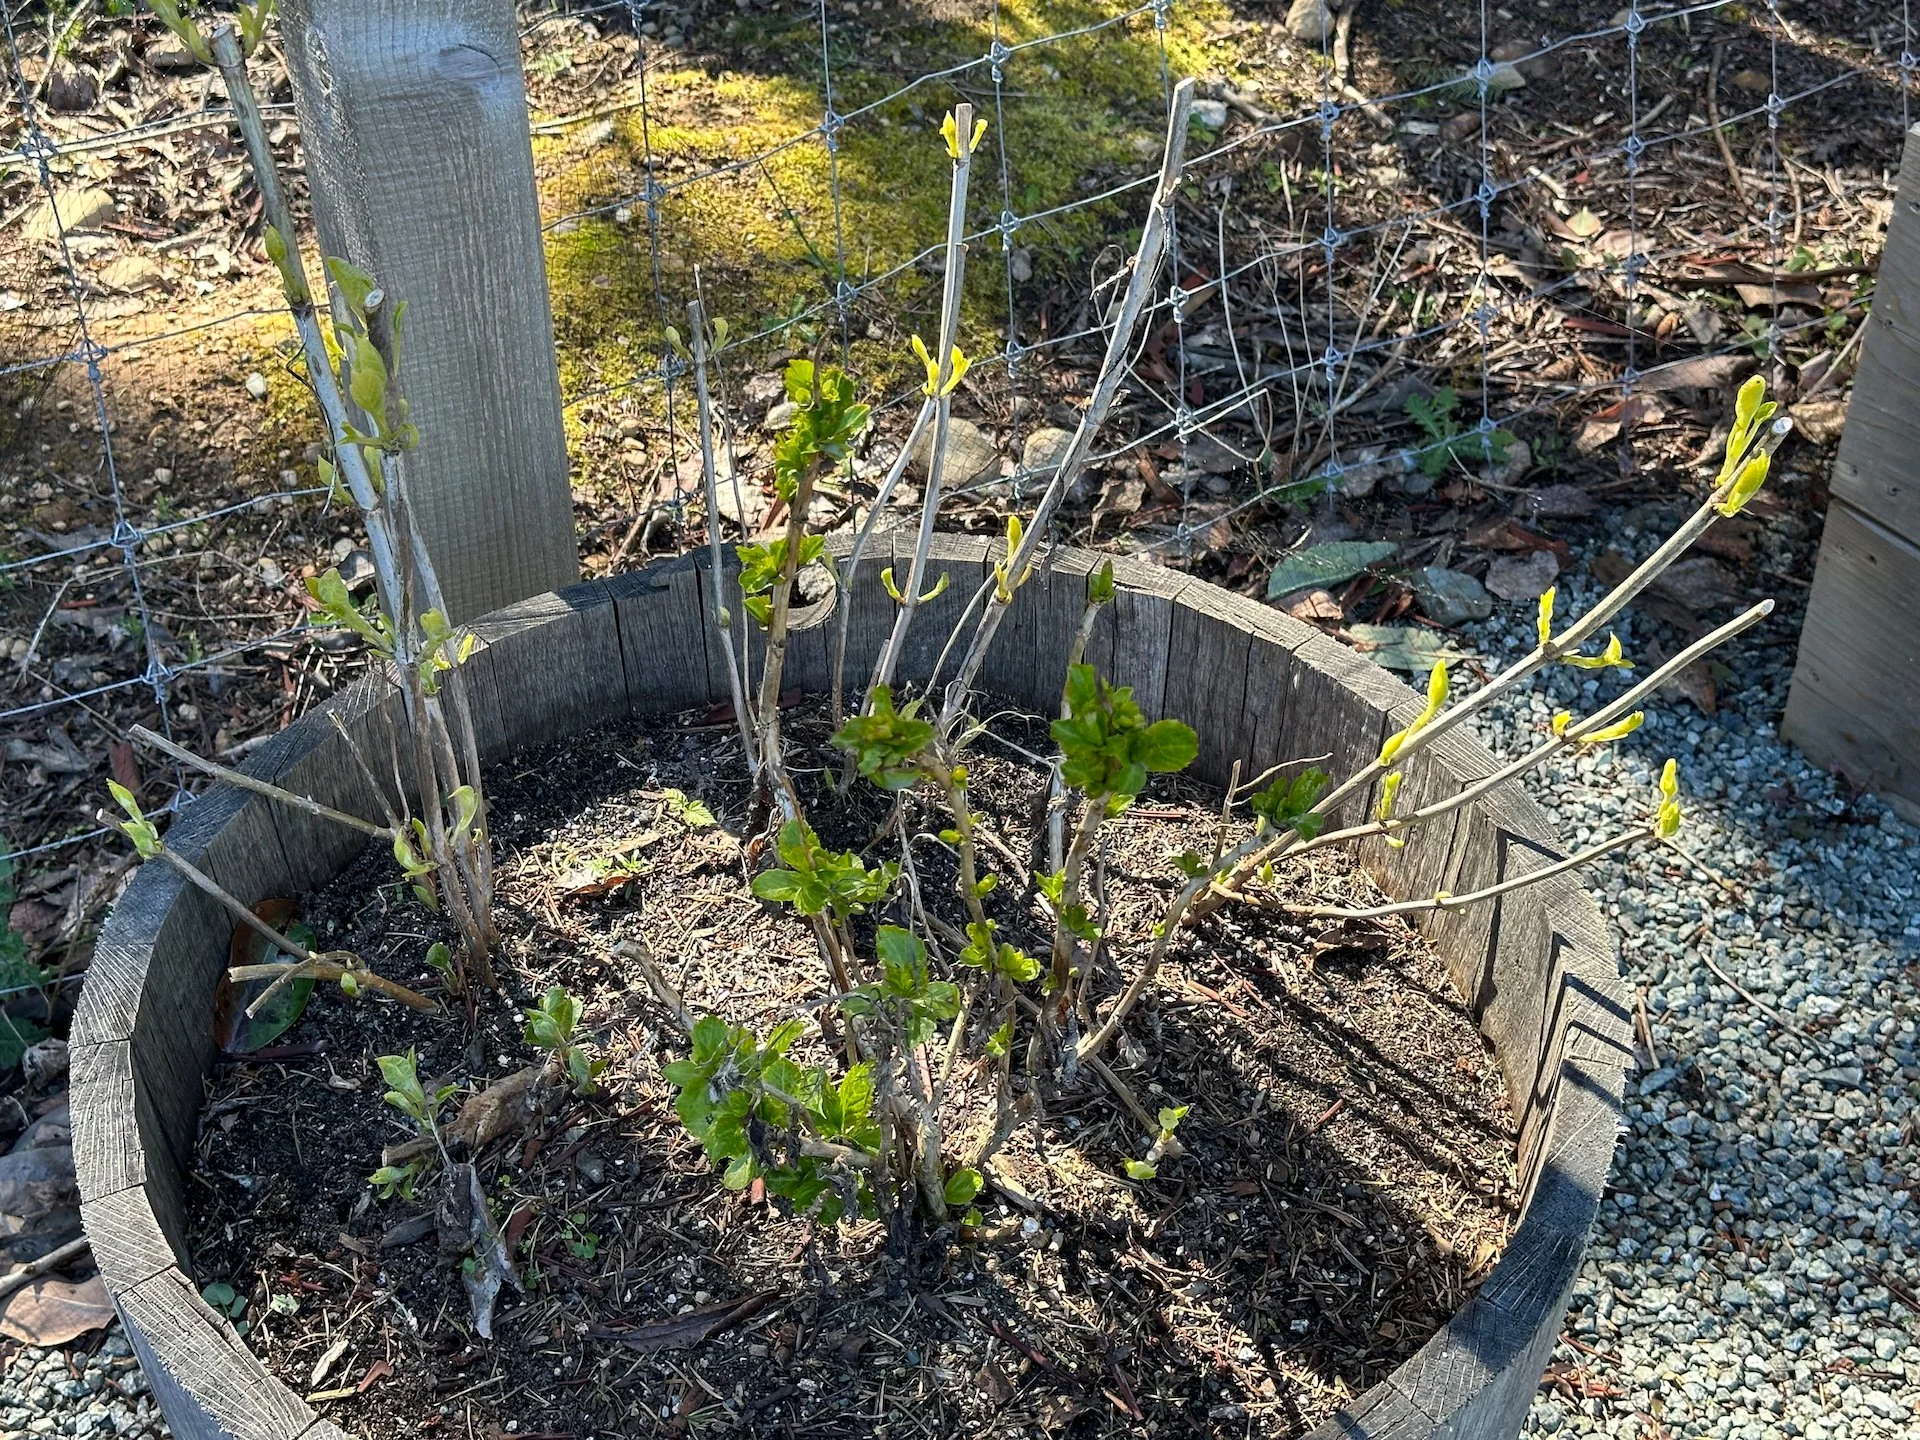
[1411,566,1493,627]
[1020,426,1075,483]
[764,400,796,430]
[1488,437,1531,487]
[1284,0,1334,44]
[575,1150,606,1186]
[244,372,269,400]
[911,416,1000,490]
[1790,395,1847,446]
[1009,247,1033,284]
[1191,98,1229,130]
[1485,549,1560,602]
[338,549,377,593]
[96,254,165,294]
[44,66,97,114]
[143,42,203,70]
[1182,433,1246,475]
[1518,481,1596,521]
[24,187,115,244]
[256,557,286,586]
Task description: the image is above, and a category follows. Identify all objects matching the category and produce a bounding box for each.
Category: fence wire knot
[1903,50,1918,73]
[1316,99,1339,133]
[988,39,1011,80]
[998,209,1020,249]
[1623,6,1646,36]
[1150,0,1171,31]
[1320,225,1341,254]
[822,109,844,153]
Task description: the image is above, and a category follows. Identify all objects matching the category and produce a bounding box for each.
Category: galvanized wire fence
[0,0,1908,913]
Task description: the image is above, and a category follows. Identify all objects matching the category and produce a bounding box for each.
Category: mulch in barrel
[184,697,1513,1439]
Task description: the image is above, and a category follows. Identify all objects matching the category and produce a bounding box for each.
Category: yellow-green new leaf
[1714,453,1771,518]
[1536,586,1556,648]
[1577,710,1645,745]
[1565,633,1631,671]
[1381,659,1448,764]
[1655,758,1683,838]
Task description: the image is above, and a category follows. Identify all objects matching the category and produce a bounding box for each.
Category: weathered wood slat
[1098,557,1187,721]
[978,544,1101,714]
[118,1267,320,1440]
[79,537,1622,1440]
[461,579,626,763]
[606,557,714,717]
[1164,584,1258,787]
[280,0,577,623]
[1271,629,1395,829]
[1782,501,1920,823]
[80,1185,179,1294]
[262,678,412,897]
[1824,123,1920,542]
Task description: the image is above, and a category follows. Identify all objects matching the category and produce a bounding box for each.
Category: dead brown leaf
[592,1290,781,1352]
[1518,484,1597,520]
[1575,395,1666,454]
[1281,587,1343,623]
[0,1273,113,1344]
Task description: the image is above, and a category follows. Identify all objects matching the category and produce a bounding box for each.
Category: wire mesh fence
[0,0,1910,986]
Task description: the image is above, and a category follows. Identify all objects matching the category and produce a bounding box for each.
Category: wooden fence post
[279,0,577,622]
[1781,123,1920,824]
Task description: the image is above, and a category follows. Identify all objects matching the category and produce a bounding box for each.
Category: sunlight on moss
[538,0,1248,456]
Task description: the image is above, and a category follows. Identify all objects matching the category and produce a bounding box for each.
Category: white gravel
[1,1324,165,1437]
[1458,529,1920,1439]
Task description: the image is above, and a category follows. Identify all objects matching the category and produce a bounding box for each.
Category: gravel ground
[1,1325,164,1437]
[10,529,1916,1440]
[1477,530,1920,1439]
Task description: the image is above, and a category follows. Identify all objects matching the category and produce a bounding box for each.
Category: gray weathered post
[279,0,577,622]
[1782,123,1920,824]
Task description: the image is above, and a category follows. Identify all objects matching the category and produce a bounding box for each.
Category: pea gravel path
[12,545,1918,1440]
[1476,531,1920,1440]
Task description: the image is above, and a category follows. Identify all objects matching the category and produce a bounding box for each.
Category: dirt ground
[186,698,1514,1438]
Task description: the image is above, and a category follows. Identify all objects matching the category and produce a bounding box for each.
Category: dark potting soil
[185,698,1515,1439]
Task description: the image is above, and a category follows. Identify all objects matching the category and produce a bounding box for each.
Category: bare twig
[131,725,393,839]
[1707,44,1749,203]
[0,1236,91,1303]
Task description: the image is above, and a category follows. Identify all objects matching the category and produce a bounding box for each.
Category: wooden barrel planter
[73,536,1631,1440]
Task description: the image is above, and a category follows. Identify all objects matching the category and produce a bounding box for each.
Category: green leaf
[751,868,806,903]
[1135,720,1198,774]
[661,788,717,827]
[875,925,925,977]
[324,256,378,318]
[1265,541,1397,600]
[225,918,316,1055]
[1123,1159,1158,1181]
[661,1058,706,1087]
[1345,623,1467,674]
[943,1167,984,1207]
[690,1016,731,1064]
[1157,1105,1189,1135]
